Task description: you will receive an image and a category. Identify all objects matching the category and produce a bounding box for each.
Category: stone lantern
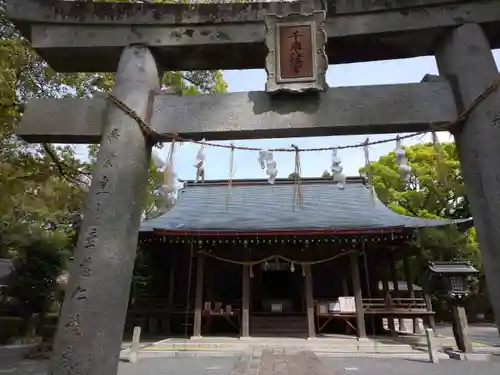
[428,261,478,302]
[428,261,479,353]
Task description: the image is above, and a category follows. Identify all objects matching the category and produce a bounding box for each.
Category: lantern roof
[140,177,471,235]
[428,261,479,276]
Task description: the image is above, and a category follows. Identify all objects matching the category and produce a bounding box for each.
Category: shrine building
[129,177,469,339]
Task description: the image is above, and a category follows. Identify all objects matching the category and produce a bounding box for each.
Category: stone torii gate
[5,0,500,374]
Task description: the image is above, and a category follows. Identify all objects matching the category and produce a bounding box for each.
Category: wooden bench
[363,297,434,316]
[314,296,434,334]
[315,299,357,334]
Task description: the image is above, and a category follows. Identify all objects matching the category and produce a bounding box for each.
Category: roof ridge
[181,176,368,187]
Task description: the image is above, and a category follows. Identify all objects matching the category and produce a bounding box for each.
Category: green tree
[321,170,332,179]
[361,142,469,219]
[362,142,489,315]
[1,0,227,230]
[0,0,228,322]
[360,142,476,261]
[6,228,69,336]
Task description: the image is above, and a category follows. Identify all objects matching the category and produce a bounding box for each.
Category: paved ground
[119,357,239,375]
[323,358,500,375]
[1,324,499,375]
[2,346,500,375]
[435,324,500,347]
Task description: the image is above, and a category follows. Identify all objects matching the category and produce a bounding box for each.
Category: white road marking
[0,368,16,373]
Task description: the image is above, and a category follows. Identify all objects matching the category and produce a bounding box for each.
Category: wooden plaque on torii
[265,11,328,94]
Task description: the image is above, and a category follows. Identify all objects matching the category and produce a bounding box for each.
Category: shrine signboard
[265,11,328,93]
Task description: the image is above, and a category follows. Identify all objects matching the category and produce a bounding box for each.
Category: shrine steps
[250,315,309,338]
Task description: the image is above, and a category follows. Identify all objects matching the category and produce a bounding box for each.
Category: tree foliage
[362,142,488,314]
[363,142,494,317]
[7,229,69,324]
[0,0,227,328]
[362,142,468,219]
[361,142,478,263]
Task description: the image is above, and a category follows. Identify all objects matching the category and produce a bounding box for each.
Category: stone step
[134,345,418,356]
[251,325,308,329]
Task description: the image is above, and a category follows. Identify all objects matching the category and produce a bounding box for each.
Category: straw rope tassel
[364,138,375,204]
[291,144,303,211]
[225,144,235,211]
[432,131,448,189]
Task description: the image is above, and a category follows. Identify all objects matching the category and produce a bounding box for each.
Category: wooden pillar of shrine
[382,271,397,336]
[241,265,250,338]
[165,253,176,335]
[341,277,350,334]
[303,264,316,338]
[403,256,420,334]
[192,252,204,338]
[389,251,406,332]
[350,252,366,338]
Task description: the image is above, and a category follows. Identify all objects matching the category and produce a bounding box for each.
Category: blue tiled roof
[139,177,471,233]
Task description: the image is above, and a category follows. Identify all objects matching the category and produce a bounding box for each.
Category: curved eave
[145,227,408,237]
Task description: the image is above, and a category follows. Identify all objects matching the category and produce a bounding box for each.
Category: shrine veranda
[5,1,500,375]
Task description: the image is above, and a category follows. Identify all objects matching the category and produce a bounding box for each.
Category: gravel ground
[322,358,500,375]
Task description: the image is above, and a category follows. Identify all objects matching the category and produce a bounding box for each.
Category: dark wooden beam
[350,252,366,338]
[241,265,250,338]
[165,252,175,336]
[382,272,396,336]
[6,0,500,72]
[17,81,457,144]
[403,256,420,334]
[192,252,204,338]
[389,251,406,332]
[303,264,316,339]
[341,277,350,334]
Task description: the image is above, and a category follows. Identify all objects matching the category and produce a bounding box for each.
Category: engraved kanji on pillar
[265,11,328,94]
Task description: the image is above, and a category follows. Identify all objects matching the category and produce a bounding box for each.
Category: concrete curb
[128,351,244,359]
[446,350,500,362]
[316,352,450,361]
[119,341,162,362]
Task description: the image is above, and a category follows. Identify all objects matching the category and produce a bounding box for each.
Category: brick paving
[230,349,335,375]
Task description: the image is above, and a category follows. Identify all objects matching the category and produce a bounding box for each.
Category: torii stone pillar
[48,45,161,375]
[436,23,500,336]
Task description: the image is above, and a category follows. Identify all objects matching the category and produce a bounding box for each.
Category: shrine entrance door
[252,263,304,315]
